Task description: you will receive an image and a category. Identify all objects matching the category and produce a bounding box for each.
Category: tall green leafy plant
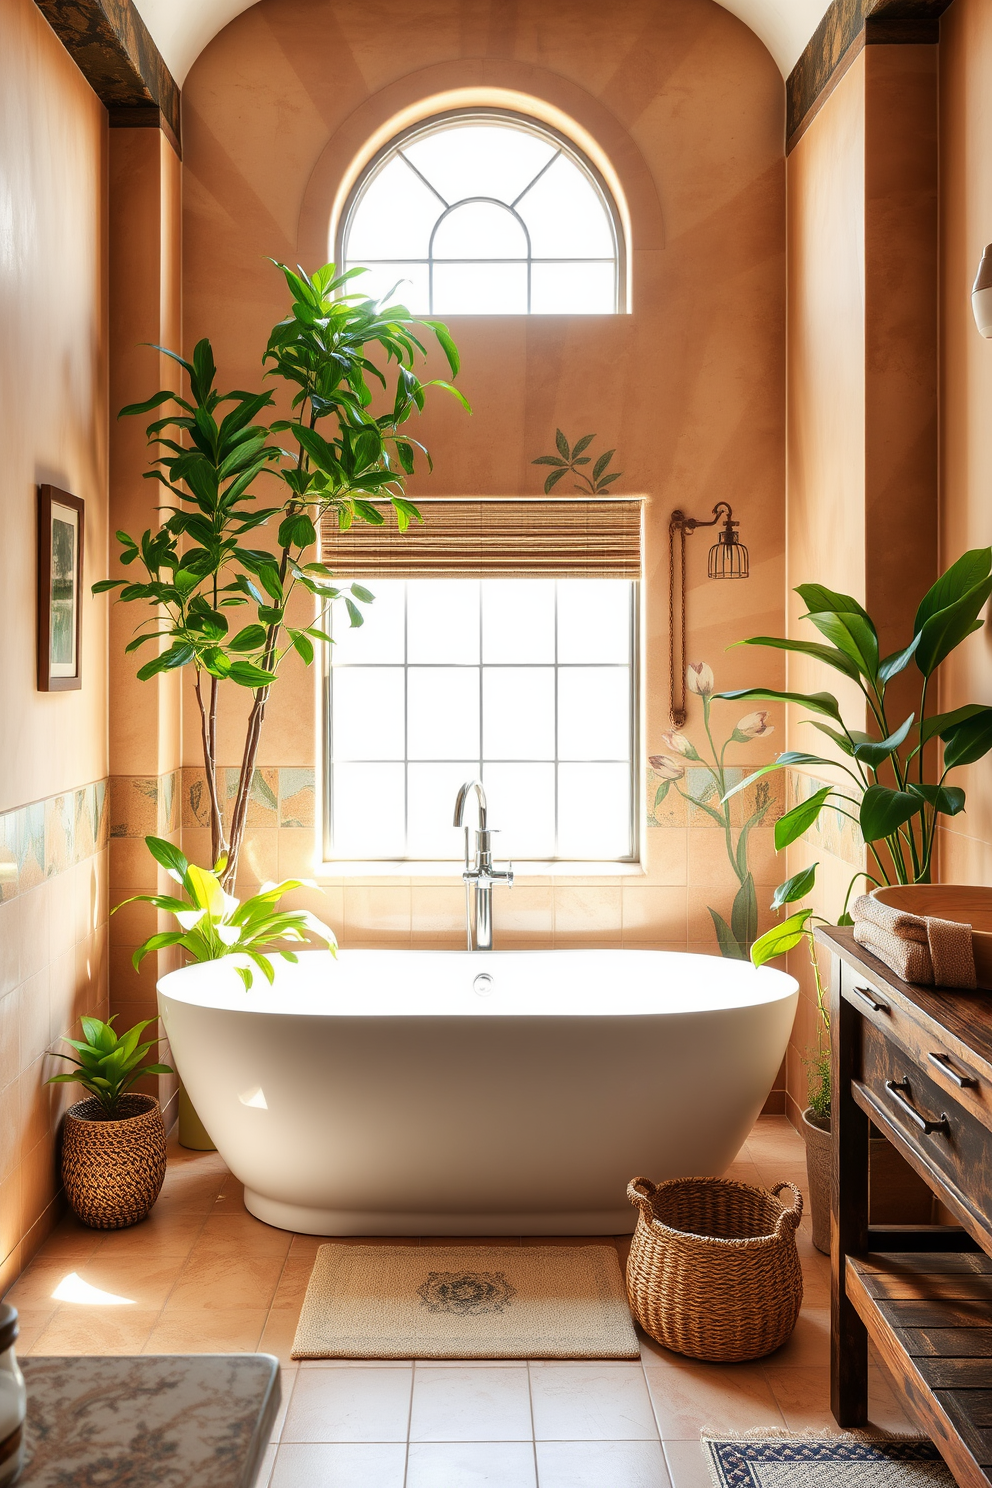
[96,262,468,890]
[717,551,992,905]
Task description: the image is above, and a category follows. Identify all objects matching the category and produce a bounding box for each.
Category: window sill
[317,859,646,880]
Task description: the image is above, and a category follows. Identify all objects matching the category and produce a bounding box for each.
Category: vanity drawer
[844,973,992,1136]
[858,1018,992,1240]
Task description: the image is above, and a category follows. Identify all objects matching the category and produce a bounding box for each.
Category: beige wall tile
[553,887,622,945]
[621,886,687,944]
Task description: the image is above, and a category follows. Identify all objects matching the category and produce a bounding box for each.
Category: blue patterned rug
[703,1434,954,1487]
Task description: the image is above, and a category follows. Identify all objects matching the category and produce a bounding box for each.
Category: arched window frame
[336,107,627,315]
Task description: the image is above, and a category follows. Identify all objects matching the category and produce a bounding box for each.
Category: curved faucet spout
[453,779,487,830]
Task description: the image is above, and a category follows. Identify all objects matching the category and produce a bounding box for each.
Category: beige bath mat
[291,1244,639,1359]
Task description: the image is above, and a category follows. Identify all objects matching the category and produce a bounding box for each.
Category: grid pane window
[326,578,636,862]
[340,113,622,316]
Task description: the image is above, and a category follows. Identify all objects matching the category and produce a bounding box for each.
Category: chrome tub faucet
[453,780,513,951]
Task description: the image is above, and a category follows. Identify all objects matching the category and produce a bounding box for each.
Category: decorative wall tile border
[646,762,785,830]
[109,771,179,839]
[0,781,108,904]
[181,766,315,832]
[786,769,864,867]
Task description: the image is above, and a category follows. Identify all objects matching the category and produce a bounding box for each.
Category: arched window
[340,111,623,315]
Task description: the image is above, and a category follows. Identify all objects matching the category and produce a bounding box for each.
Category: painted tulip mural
[650,664,776,960]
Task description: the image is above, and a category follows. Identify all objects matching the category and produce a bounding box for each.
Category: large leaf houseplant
[731,551,992,1250]
[99,261,468,891]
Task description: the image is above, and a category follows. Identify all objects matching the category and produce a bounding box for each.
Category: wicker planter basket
[61,1094,167,1230]
[626,1174,804,1363]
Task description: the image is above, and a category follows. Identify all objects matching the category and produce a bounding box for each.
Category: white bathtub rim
[158,946,799,1019]
[244,1189,638,1236]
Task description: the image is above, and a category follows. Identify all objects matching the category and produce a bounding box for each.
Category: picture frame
[37,485,84,692]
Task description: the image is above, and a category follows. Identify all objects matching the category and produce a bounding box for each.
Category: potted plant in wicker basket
[48,1016,173,1229]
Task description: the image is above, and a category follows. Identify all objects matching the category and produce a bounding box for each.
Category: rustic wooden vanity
[820,927,992,1486]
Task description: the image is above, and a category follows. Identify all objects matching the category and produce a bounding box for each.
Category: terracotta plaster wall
[783,43,939,1126]
[178,0,788,962]
[0,0,110,1291]
[937,0,992,885]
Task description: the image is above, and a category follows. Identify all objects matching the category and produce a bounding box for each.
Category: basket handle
[627,1176,658,1215]
[770,1180,804,1233]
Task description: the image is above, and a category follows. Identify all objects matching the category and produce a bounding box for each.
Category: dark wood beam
[33,0,180,157]
[787,0,952,153]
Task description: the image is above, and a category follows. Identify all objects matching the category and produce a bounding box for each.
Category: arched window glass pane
[341,112,622,315]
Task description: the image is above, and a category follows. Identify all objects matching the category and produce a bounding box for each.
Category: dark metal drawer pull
[884,1078,950,1136]
[927,1052,977,1089]
[852,985,889,1014]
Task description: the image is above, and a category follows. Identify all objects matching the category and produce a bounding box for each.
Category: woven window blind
[320,498,643,580]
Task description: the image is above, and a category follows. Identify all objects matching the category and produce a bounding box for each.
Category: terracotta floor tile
[537,1439,671,1488]
[270,1442,406,1488]
[663,1439,715,1488]
[94,1211,206,1258]
[167,1245,286,1310]
[760,1306,830,1368]
[196,1211,294,1256]
[143,1307,268,1353]
[258,1308,301,1367]
[50,1255,186,1309]
[643,1359,784,1440]
[39,1216,102,1259]
[270,1253,316,1311]
[763,1367,841,1432]
[31,1308,161,1355]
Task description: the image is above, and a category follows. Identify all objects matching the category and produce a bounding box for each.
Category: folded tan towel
[852,894,977,989]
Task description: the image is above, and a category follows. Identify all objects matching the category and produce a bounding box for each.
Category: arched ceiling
[131,0,831,87]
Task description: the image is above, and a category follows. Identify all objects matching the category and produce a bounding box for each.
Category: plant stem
[194,670,227,866]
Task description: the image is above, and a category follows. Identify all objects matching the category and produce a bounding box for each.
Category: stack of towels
[852,894,977,989]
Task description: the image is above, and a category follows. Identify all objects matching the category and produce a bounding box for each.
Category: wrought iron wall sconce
[668,502,749,727]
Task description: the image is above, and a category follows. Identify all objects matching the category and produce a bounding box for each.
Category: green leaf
[708,906,746,959]
[732,634,862,683]
[942,707,992,769]
[144,836,189,879]
[804,610,879,680]
[654,780,671,808]
[852,714,914,769]
[735,800,771,879]
[878,635,921,683]
[915,575,992,676]
[543,467,568,495]
[714,687,843,722]
[422,318,460,379]
[775,787,833,851]
[750,909,812,968]
[730,873,757,949]
[914,548,992,635]
[228,624,267,652]
[920,704,992,746]
[350,583,374,603]
[228,661,276,688]
[593,449,615,481]
[859,784,922,843]
[771,863,818,909]
[721,753,831,805]
[289,630,314,665]
[572,434,595,456]
[555,429,570,459]
[118,389,180,419]
[795,583,872,626]
[907,782,966,817]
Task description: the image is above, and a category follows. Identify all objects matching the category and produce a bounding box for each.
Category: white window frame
[336,108,627,316]
[320,578,642,876]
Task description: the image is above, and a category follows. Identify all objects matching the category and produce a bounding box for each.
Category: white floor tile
[537,1439,671,1487]
[281,1366,413,1443]
[410,1365,533,1441]
[270,1442,407,1487]
[529,1364,658,1441]
[406,1441,537,1488]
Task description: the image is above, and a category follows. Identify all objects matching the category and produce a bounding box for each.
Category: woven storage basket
[626,1174,803,1362]
[62,1094,167,1229]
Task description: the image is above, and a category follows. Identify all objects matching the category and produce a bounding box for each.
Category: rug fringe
[700,1427,930,1444]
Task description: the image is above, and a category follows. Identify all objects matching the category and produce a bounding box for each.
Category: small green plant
[650,662,776,959]
[532,430,622,494]
[114,835,336,989]
[750,903,831,1121]
[47,1015,173,1118]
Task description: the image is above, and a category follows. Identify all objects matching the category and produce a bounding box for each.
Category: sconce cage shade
[708,531,749,579]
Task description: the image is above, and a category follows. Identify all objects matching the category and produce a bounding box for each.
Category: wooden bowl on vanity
[871,885,992,990]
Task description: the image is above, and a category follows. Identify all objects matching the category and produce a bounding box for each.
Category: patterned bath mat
[703,1432,953,1487]
[291,1243,639,1359]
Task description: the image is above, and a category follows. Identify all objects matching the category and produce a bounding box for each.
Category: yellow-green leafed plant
[47,1015,173,1118]
[115,835,336,989]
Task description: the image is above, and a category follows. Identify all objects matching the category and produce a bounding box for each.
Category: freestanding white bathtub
[158,949,798,1236]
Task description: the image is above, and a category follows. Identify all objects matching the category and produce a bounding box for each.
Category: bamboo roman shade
[320,498,643,580]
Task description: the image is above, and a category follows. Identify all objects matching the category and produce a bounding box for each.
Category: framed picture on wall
[37,485,84,692]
